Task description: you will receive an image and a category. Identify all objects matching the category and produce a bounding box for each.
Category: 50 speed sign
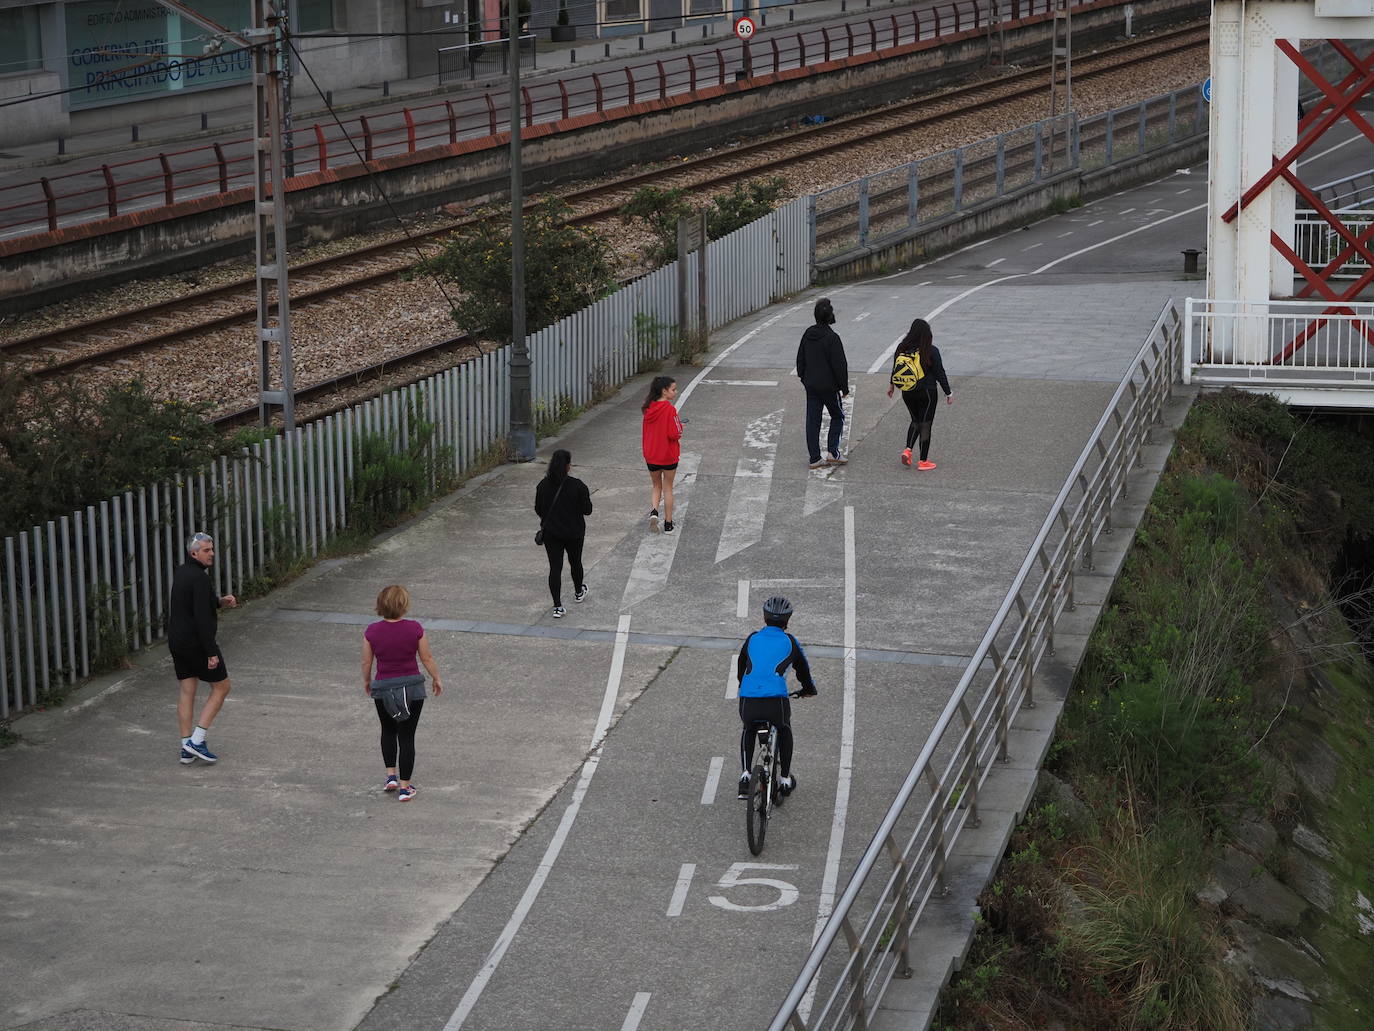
[734,16,755,39]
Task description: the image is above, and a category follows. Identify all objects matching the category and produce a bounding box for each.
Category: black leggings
[543,534,585,606]
[374,698,424,780]
[902,389,939,458]
[738,696,793,777]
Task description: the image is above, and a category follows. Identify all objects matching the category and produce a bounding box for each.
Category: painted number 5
[708,862,799,912]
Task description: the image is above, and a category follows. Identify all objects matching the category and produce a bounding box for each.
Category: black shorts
[738,695,792,730]
[646,461,679,472]
[171,648,228,683]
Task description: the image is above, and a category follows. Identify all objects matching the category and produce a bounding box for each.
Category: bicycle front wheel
[745,764,768,856]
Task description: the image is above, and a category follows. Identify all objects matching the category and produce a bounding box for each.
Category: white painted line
[667,864,696,917]
[621,992,653,1031]
[914,279,932,287]
[1088,219,1104,227]
[1057,231,1074,238]
[737,579,749,618]
[1022,242,1042,251]
[678,304,805,407]
[948,273,966,279]
[853,311,871,321]
[62,673,137,715]
[700,379,779,387]
[621,453,701,611]
[716,409,783,564]
[1031,203,1207,276]
[1119,207,1136,214]
[803,505,858,1021]
[1175,188,1191,194]
[701,757,724,805]
[986,257,1005,267]
[725,653,739,700]
[444,614,633,1030]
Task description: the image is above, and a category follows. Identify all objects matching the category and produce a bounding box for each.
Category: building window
[604,0,639,22]
[294,0,333,32]
[687,0,721,15]
[0,6,43,76]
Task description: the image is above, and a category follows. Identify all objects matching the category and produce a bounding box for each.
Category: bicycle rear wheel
[745,764,768,855]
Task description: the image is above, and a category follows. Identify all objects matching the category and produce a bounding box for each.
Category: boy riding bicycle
[736,596,818,799]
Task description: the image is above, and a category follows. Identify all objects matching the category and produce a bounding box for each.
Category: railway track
[3,21,1208,402]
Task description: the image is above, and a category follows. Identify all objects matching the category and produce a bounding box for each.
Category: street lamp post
[507,9,535,461]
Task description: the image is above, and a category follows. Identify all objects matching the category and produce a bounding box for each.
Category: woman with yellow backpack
[886,318,953,470]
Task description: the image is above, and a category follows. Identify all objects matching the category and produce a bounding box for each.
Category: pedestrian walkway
[0,155,1222,1031]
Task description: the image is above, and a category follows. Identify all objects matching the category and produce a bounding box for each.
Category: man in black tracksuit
[167,532,237,765]
[796,297,850,468]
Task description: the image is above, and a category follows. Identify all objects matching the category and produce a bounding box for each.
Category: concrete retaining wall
[0,0,1206,311]
[813,134,1210,283]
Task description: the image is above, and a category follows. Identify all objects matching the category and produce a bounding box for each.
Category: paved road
[3,132,1372,1031]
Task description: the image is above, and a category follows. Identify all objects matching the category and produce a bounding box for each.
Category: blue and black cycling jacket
[737,625,818,698]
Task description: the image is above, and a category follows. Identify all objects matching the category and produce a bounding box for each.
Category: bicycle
[745,690,806,856]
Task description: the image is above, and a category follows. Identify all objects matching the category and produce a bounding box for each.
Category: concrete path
[3,134,1372,1031]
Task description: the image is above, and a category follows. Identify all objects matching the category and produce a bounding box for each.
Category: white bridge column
[1272,48,1300,296]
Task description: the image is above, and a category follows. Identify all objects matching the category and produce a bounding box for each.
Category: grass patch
[936,391,1374,1030]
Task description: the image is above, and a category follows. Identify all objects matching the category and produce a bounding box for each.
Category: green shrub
[620,176,789,265]
[0,369,229,539]
[347,404,454,537]
[410,196,617,345]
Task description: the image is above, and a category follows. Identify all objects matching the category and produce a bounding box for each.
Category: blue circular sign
[1202,76,1212,103]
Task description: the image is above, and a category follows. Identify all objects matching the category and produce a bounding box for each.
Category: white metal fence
[529,196,810,415]
[0,198,811,717]
[768,300,1185,1031]
[1183,297,1374,390]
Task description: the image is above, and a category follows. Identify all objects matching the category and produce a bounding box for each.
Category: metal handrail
[769,300,1184,1031]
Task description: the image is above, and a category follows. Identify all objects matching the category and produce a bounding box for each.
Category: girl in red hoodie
[641,375,683,533]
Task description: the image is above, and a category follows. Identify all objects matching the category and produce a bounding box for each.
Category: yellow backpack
[890,350,925,391]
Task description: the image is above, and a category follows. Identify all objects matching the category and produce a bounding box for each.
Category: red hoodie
[642,399,683,465]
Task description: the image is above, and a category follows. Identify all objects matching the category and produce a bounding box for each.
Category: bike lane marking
[667,864,696,917]
[443,612,633,1030]
[801,504,858,1021]
[701,757,724,805]
[620,452,701,611]
[715,408,783,564]
[620,992,652,1030]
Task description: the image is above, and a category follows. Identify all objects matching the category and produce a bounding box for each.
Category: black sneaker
[663,521,675,533]
[575,584,589,603]
[779,774,796,796]
[649,509,660,533]
[737,773,751,799]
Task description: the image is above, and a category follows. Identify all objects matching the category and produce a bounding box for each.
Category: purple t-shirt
[365,619,424,679]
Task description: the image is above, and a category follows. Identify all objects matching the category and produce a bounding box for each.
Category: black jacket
[534,475,593,540]
[796,323,849,394]
[167,560,220,655]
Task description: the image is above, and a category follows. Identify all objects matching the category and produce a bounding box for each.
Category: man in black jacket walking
[796,297,850,468]
[168,532,237,764]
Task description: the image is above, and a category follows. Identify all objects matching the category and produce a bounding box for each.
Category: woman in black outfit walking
[886,318,953,470]
[534,448,594,618]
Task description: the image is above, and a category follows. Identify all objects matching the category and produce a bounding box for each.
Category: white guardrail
[1184,297,1374,390]
[769,300,1184,1031]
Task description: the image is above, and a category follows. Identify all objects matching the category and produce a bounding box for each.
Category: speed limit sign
[734,16,755,40]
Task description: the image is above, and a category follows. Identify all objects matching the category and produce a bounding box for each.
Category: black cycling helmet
[762,595,793,626]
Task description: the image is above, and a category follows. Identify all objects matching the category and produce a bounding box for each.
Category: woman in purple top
[361,584,443,801]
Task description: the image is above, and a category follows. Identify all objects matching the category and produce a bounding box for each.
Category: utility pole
[507,7,535,461]
[151,0,293,430]
[253,0,295,430]
[1047,0,1073,173]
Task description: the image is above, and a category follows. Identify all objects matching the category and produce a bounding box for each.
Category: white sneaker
[778,774,796,795]
[552,606,566,618]
[737,773,751,799]
[575,585,589,603]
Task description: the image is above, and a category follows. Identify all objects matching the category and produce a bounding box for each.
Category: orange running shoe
[917,460,937,471]
[901,448,912,466]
